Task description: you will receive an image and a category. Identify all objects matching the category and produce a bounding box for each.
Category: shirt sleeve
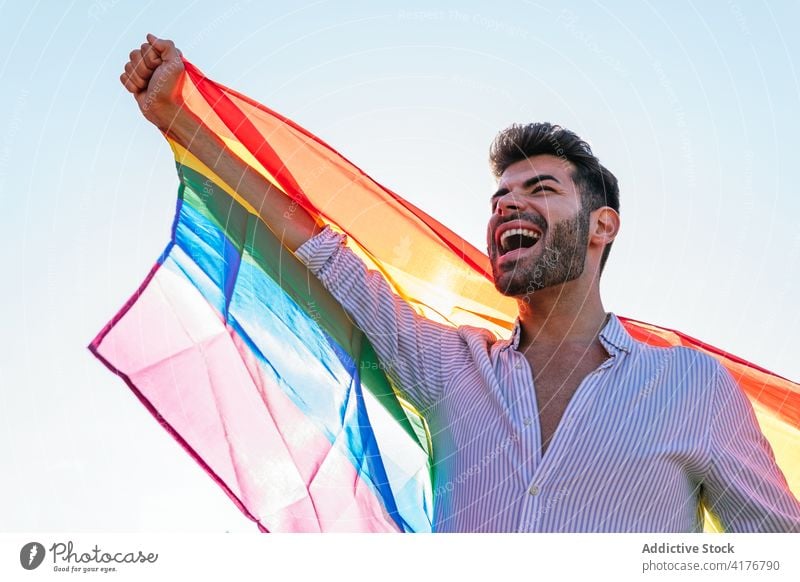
[702,363,800,532]
[294,225,460,412]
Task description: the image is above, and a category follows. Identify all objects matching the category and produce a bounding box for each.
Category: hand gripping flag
[90,59,800,532]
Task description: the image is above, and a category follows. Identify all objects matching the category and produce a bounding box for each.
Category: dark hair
[489,122,620,273]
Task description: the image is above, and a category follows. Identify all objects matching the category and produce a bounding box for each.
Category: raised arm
[295,227,459,412]
[120,34,320,252]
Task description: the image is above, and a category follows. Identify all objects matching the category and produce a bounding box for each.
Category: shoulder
[455,323,498,345]
[631,338,721,375]
[452,324,513,359]
[626,341,723,400]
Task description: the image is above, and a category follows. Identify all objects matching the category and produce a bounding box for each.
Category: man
[121,35,800,532]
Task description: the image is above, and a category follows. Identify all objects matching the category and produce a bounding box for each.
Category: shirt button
[529,485,540,496]
[523,417,532,426]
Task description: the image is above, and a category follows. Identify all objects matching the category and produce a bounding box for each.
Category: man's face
[487,154,590,297]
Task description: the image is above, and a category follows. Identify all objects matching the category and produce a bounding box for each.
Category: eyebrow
[491,174,561,201]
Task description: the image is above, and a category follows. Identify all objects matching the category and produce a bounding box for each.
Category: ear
[590,207,620,248]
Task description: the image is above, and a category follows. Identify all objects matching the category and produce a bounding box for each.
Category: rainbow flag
[90,59,800,532]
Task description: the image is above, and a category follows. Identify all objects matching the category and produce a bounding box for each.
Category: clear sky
[1,0,799,532]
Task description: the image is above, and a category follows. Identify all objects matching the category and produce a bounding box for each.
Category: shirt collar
[506,312,634,355]
[598,313,634,355]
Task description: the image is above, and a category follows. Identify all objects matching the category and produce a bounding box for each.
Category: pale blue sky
[1,0,798,531]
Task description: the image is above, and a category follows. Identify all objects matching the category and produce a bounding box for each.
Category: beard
[490,206,590,297]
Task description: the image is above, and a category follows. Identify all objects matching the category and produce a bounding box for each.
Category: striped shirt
[296,226,800,532]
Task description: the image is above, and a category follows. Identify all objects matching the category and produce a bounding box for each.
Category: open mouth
[498,227,542,256]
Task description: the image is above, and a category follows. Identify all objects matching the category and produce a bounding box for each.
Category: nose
[494,191,521,217]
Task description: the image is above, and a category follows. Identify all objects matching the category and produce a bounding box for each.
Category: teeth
[500,228,541,251]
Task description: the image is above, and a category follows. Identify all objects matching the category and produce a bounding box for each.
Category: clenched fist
[120,34,185,131]
[118,34,321,251]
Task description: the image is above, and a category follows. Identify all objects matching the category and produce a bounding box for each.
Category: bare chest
[523,344,609,457]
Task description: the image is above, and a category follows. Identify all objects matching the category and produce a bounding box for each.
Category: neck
[516,278,609,351]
